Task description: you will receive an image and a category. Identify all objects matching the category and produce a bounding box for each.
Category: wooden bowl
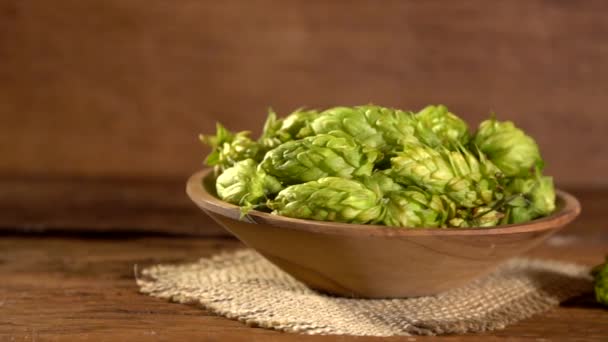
[187,169,581,299]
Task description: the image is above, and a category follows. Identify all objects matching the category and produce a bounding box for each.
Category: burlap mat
[136,249,591,336]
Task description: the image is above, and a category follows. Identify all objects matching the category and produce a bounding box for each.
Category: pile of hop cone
[201,105,555,228]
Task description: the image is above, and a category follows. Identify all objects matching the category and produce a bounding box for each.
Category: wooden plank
[0,234,607,341]
[0,178,602,239]
[1,176,606,237]
[0,177,225,236]
[1,0,608,186]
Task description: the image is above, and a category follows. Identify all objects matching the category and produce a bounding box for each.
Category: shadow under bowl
[187,169,581,299]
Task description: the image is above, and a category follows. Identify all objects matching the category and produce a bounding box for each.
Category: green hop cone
[390,144,454,193]
[310,105,419,153]
[280,108,320,139]
[450,206,504,228]
[381,188,454,228]
[503,172,556,224]
[472,207,504,227]
[391,144,502,207]
[443,146,504,207]
[268,177,383,224]
[259,108,319,149]
[473,118,543,177]
[260,131,380,185]
[414,105,470,148]
[592,256,608,306]
[358,170,404,197]
[357,105,420,148]
[201,123,263,171]
[216,159,283,211]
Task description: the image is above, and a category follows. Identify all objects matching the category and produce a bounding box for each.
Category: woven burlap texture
[137,249,591,336]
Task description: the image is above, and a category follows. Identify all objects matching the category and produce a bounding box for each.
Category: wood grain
[1,0,608,186]
[0,234,606,341]
[0,176,605,237]
[0,176,224,236]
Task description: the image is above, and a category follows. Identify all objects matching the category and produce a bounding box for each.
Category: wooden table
[1,180,607,341]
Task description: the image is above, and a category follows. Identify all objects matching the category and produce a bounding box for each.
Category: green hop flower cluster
[414,105,470,149]
[502,174,556,224]
[268,177,383,224]
[358,170,404,197]
[310,105,419,153]
[260,131,379,185]
[592,257,608,307]
[200,104,554,228]
[391,144,502,208]
[382,189,455,228]
[215,159,283,214]
[259,108,319,149]
[473,118,542,177]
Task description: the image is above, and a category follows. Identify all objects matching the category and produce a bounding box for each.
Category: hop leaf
[473,118,543,177]
[310,105,419,153]
[258,109,284,149]
[201,123,264,171]
[216,159,283,209]
[414,105,470,148]
[592,256,608,306]
[259,108,319,149]
[381,188,454,228]
[268,177,383,224]
[260,131,380,185]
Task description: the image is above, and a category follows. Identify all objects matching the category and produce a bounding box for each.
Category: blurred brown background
[1,0,606,234]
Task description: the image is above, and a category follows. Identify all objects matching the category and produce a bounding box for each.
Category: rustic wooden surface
[0,176,605,237]
[0,176,223,236]
[2,0,607,338]
[1,0,608,186]
[0,234,607,341]
[1,190,607,340]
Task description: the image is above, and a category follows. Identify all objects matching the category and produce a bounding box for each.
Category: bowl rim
[187,169,581,237]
